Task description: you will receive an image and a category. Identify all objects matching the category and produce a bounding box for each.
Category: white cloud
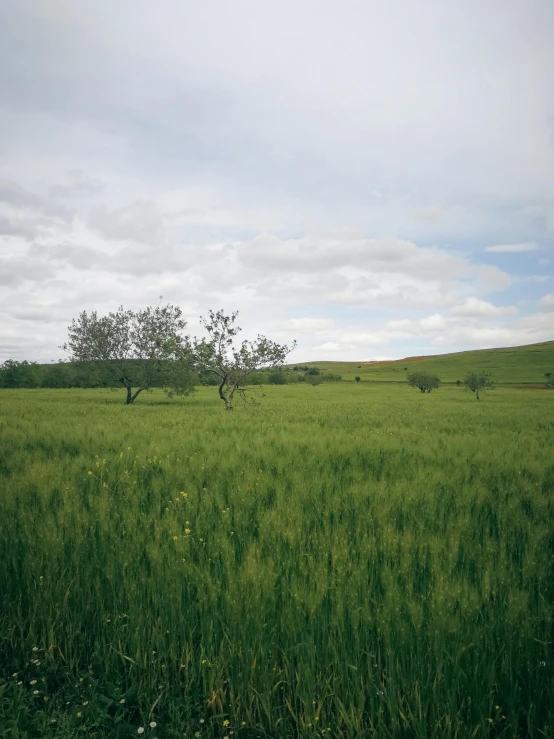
[318,333,384,352]
[449,297,518,317]
[539,293,554,312]
[286,318,336,331]
[485,242,539,253]
[1,0,553,362]
[420,314,447,330]
[475,265,512,291]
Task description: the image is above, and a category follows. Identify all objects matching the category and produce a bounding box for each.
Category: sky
[0,0,553,363]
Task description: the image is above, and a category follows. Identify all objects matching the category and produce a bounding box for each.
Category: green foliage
[322,372,342,382]
[305,374,323,386]
[63,304,193,404]
[355,376,361,383]
[545,372,554,388]
[0,359,41,388]
[407,371,440,393]
[245,371,269,386]
[0,384,553,738]
[192,310,295,410]
[464,371,495,399]
[267,370,287,385]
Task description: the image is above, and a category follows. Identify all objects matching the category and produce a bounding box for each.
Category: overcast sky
[1,0,553,363]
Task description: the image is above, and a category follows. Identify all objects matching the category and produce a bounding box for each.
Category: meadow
[0,383,553,738]
[308,340,554,384]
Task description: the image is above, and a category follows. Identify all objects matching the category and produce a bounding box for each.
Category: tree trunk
[121,378,134,405]
[131,388,144,403]
[226,387,237,411]
[218,377,233,410]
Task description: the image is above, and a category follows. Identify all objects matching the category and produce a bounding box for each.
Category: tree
[192,310,295,410]
[464,371,494,400]
[407,371,440,393]
[63,304,193,404]
[305,375,322,386]
[545,372,554,388]
[0,360,40,388]
[456,380,462,387]
[268,370,287,385]
[355,376,361,383]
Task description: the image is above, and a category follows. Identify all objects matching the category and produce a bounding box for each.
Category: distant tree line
[0,359,342,391]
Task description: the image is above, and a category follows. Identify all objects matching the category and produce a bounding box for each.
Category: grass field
[1,383,553,738]
[305,340,554,384]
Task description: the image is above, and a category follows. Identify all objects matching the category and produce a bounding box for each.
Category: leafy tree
[246,372,269,386]
[305,375,322,386]
[464,371,494,400]
[63,304,193,404]
[456,380,462,387]
[355,376,361,383]
[306,367,321,376]
[0,360,41,388]
[268,370,287,385]
[322,372,342,382]
[407,371,440,393]
[545,372,554,388]
[192,310,295,410]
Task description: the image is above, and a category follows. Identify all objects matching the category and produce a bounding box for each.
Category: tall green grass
[0,384,553,738]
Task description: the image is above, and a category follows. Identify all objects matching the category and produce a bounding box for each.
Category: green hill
[301,341,554,384]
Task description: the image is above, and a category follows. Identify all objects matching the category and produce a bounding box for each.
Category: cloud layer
[0,0,553,361]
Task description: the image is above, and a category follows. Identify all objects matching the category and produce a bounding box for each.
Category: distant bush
[355,376,361,383]
[407,371,440,393]
[464,371,495,400]
[246,372,269,386]
[305,375,323,386]
[268,371,287,385]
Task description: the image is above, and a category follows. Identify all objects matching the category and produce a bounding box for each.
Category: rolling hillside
[303,340,554,384]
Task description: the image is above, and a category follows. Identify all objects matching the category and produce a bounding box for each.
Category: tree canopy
[192,310,296,410]
[63,304,193,404]
[407,371,440,393]
[464,371,495,399]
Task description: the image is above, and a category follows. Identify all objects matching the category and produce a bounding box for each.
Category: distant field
[1,384,553,738]
[302,340,554,384]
